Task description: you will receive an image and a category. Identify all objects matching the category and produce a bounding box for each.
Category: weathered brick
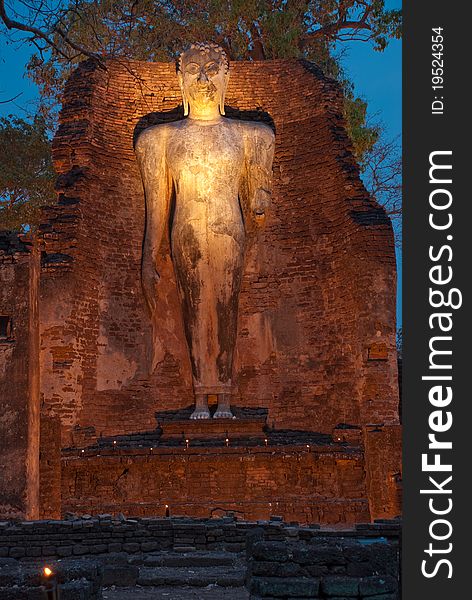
[321,576,359,597]
[9,547,26,559]
[251,576,320,597]
[251,560,301,577]
[359,575,398,596]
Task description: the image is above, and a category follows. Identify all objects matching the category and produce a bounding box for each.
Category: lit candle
[42,566,58,598]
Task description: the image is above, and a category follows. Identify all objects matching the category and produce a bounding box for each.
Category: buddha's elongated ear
[219,71,229,116]
[177,71,189,116]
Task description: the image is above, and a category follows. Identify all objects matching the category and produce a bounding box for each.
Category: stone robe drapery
[136,117,274,395]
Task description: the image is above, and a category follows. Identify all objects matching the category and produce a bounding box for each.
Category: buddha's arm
[243,123,275,219]
[135,126,171,314]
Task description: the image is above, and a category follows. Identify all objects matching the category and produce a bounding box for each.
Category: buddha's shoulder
[236,119,275,144]
[135,122,177,153]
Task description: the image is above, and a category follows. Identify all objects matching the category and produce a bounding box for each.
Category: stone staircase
[102,550,248,599]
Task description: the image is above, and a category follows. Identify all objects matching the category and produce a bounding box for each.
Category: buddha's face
[179,47,228,117]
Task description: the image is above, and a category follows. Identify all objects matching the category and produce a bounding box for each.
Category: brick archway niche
[1,59,401,524]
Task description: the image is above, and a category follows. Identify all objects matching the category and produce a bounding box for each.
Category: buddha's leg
[172,225,220,417]
[173,223,243,418]
[210,231,244,419]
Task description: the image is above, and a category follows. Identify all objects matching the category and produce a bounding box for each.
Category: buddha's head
[177,42,229,118]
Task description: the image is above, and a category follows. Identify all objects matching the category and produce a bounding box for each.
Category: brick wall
[0,233,40,519]
[0,558,102,599]
[364,425,402,520]
[39,414,62,519]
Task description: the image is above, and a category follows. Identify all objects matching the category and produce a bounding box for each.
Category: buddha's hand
[253,188,271,217]
[141,260,160,314]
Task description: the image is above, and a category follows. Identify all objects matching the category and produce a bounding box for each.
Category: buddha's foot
[213,409,234,419]
[214,393,233,419]
[190,408,211,420]
[191,394,210,420]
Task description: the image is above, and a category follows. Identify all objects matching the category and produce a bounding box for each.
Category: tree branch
[0,91,23,104]
[0,0,107,68]
[302,19,372,45]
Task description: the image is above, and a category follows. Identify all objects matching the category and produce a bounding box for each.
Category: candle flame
[44,566,53,577]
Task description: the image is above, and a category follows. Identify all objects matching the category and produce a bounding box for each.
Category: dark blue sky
[341,33,401,139]
[0,31,39,118]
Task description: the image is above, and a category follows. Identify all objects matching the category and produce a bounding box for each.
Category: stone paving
[103,585,249,599]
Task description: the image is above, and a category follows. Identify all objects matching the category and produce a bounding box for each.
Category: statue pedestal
[61,439,371,524]
[158,415,267,443]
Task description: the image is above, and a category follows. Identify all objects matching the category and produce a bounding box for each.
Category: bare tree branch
[302,1,376,46]
[0,0,107,67]
[361,131,402,246]
[0,91,23,103]
[303,19,372,45]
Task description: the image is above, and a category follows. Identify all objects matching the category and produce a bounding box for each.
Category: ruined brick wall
[0,233,40,519]
[41,59,398,443]
[247,537,399,599]
[0,517,400,560]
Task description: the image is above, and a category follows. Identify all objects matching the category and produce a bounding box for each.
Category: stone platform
[158,416,267,442]
[49,413,401,524]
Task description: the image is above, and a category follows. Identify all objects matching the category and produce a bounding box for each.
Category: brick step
[137,566,246,587]
[102,551,245,587]
[138,551,237,568]
[102,585,250,599]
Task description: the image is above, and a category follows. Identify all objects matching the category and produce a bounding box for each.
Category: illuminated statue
[135,42,275,419]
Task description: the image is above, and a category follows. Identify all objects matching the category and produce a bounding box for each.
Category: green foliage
[344,93,380,161]
[0,115,56,232]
